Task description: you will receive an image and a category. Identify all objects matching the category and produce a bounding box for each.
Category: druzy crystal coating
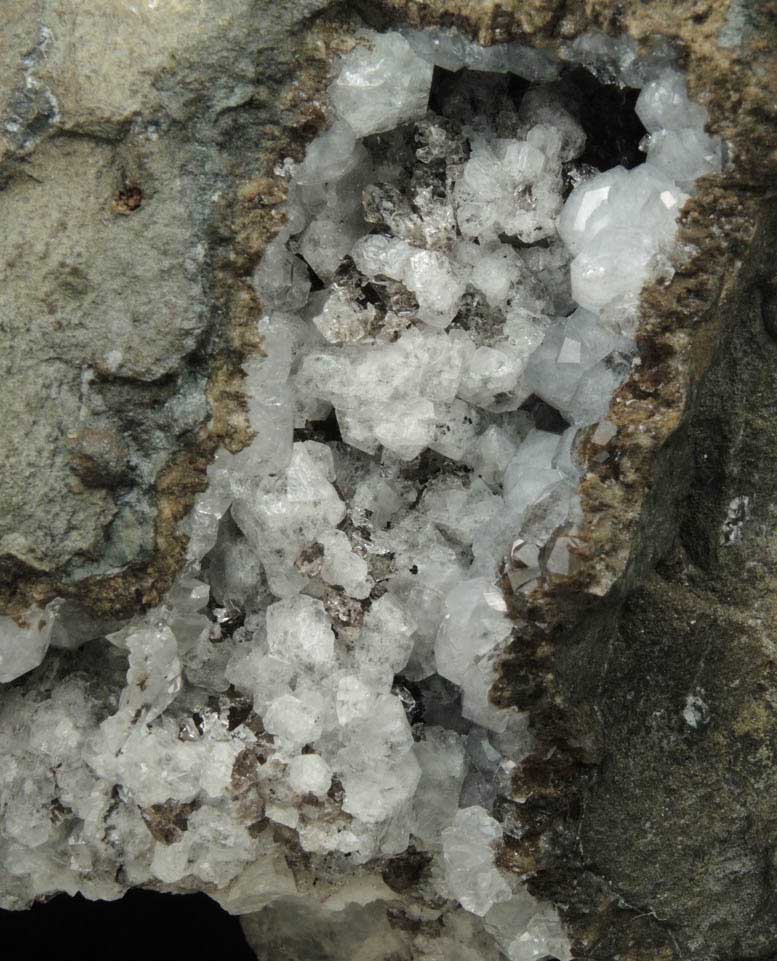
[0,26,722,961]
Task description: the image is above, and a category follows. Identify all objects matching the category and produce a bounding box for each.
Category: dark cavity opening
[0,890,256,961]
[426,59,646,173]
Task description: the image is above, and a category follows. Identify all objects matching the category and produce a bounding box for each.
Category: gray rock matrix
[0,0,331,589]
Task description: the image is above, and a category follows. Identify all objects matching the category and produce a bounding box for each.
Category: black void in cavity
[0,889,256,961]
[428,62,646,173]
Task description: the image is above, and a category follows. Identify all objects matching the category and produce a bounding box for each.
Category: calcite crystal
[0,17,729,961]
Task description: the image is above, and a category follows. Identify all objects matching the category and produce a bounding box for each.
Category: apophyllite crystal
[0,24,722,961]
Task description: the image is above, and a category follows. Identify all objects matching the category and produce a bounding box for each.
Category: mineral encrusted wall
[538,201,777,961]
[2,1,777,960]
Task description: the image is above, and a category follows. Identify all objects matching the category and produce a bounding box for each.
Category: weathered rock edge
[0,1,354,622]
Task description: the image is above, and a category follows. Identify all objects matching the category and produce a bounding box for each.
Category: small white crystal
[635,70,707,133]
[458,345,532,413]
[435,578,511,686]
[354,593,417,680]
[318,529,373,599]
[0,608,51,684]
[441,806,512,915]
[455,140,561,244]
[485,890,574,961]
[120,626,182,724]
[287,754,332,797]
[430,399,482,462]
[266,595,335,669]
[525,309,632,424]
[300,216,368,284]
[151,842,190,884]
[312,287,375,345]
[335,675,375,726]
[644,127,723,190]
[502,430,565,518]
[264,691,325,749]
[557,166,628,257]
[231,442,345,597]
[570,227,658,313]
[518,85,586,162]
[403,248,465,328]
[330,32,433,137]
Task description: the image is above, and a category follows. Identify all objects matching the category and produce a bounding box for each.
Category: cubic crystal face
[0,25,721,961]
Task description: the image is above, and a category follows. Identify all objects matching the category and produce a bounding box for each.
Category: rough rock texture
[0,0,338,619]
[388,3,777,961]
[537,200,777,961]
[2,1,777,961]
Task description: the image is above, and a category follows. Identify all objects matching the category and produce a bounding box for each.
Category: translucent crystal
[287,754,332,797]
[0,608,52,684]
[292,120,362,186]
[435,578,511,687]
[311,287,375,345]
[557,167,629,257]
[354,593,417,681]
[120,626,182,724]
[502,430,565,518]
[231,442,345,597]
[352,236,465,327]
[455,139,562,244]
[441,806,512,915]
[412,727,467,846]
[300,216,368,284]
[430,399,482,461]
[525,308,633,424]
[635,70,707,133]
[404,28,559,83]
[571,227,659,313]
[644,127,723,189]
[266,595,335,669]
[485,891,574,961]
[253,235,310,311]
[264,690,325,749]
[330,32,434,137]
[458,345,530,412]
[517,85,586,162]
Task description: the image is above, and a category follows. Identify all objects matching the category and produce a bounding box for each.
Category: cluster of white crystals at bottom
[0,26,723,961]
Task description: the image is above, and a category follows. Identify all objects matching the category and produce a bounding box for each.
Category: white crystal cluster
[0,26,723,961]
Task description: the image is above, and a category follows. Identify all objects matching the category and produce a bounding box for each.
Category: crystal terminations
[0,26,722,961]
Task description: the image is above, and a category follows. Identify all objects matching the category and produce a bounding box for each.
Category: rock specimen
[0,0,332,621]
[1,2,777,961]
